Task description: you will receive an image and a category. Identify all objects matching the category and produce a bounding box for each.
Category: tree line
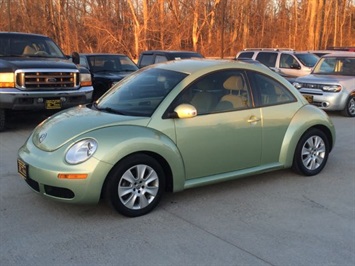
[1,0,354,59]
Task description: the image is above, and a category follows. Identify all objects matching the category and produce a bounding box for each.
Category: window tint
[280,54,297,68]
[247,72,296,106]
[255,52,277,67]
[97,68,187,117]
[175,70,252,115]
[79,56,89,68]
[155,55,168,63]
[238,52,254,58]
[139,54,154,67]
[295,53,319,67]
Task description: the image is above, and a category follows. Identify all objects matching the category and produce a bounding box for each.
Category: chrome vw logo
[39,133,47,143]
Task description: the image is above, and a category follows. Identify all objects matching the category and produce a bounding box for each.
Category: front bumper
[0,86,93,110]
[17,136,112,204]
[299,88,348,111]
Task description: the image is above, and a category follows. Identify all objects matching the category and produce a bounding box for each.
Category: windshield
[0,34,66,58]
[96,68,187,116]
[313,57,355,76]
[86,55,138,72]
[295,53,319,67]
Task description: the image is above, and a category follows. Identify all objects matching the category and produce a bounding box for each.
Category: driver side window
[175,70,252,115]
[280,54,299,69]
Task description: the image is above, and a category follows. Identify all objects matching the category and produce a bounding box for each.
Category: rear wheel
[341,96,355,117]
[292,128,329,176]
[105,154,165,217]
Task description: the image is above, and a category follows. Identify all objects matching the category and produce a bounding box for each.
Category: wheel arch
[100,151,175,200]
[279,105,336,168]
[91,126,186,199]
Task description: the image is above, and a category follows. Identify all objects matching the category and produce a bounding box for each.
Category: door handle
[247,116,261,124]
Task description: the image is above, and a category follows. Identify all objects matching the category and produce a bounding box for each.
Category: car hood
[32,106,150,151]
[295,74,354,84]
[0,57,76,71]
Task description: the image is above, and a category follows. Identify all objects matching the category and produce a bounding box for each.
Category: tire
[104,154,165,217]
[0,109,5,132]
[341,96,355,117]
[292,128,329,176]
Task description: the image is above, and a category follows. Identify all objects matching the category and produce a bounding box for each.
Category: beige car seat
[22,45,36,55]
[218,75,248,109]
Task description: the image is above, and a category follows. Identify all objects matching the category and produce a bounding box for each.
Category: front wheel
[292,128,329,176]
[104,154,165,217]
[341,96,355,117]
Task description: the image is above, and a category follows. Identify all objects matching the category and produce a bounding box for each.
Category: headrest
[223,76,244,91]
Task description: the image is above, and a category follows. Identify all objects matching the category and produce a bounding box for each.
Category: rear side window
[256,52,277,67]
[237,52,254,58]
[247,72,296,107]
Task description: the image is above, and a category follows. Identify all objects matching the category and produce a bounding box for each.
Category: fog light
[37,98,44,103]
[60,97,67,102]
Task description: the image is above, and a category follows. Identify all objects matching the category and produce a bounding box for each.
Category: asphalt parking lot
[0,111,354,266]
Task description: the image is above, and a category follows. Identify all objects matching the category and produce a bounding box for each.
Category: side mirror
[172,104,197,118]
[72,52,80,65]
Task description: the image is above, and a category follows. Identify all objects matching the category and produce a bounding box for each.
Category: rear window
[237,52,254,59]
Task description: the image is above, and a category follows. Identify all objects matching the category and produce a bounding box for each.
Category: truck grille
[16,70,80,90]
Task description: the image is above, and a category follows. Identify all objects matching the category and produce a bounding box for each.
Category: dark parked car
[137,50,204,68]
[73,53,138,100]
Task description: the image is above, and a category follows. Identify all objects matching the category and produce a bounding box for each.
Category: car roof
[79,53,128,57]
[0,31,48,38]
[238,49,314,56]
[141,50,201,54]
[148,58,270,75]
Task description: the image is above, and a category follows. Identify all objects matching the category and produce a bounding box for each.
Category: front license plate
[45,99,62,109]
[303,94,313,103]
[17,159,28,179]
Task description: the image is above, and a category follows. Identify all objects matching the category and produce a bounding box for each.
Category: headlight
[293,82,302,89]
[65,138,98,164]
[0,73,15,88]
[322,85,341,92]
[80,73,92,87]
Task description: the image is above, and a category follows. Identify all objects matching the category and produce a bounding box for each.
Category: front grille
[301,83,323,89]
[44,185,75,199]
[16,70,79,90]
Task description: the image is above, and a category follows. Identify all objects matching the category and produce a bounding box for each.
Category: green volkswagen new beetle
[17,59,336,217]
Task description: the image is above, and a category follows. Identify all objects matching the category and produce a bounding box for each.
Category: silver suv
[236,48,319,79]
[293,52,355,117]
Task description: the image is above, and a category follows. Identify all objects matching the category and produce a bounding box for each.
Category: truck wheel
[0,109,5,132]
[341,96,355,117]
[104,154,165,217]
